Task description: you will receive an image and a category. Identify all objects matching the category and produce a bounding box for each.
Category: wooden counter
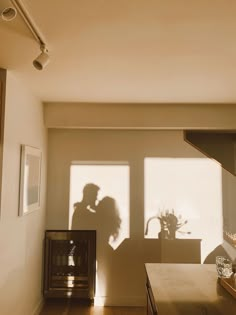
[145,263,236,315]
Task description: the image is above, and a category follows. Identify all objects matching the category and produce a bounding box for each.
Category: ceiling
[1,0,236,103]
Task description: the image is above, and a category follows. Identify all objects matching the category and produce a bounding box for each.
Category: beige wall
[44,102,236,129]
[0,71,47,315]
[46,127,236,305]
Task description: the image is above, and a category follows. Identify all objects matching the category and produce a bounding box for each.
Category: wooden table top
[145,263,236,315]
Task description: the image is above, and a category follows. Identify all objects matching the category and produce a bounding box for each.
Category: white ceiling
[1,0,236,103]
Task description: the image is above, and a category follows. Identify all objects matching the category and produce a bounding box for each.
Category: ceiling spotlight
[1,6,17,21]
[10,0,50,70]
[33,45,50,70]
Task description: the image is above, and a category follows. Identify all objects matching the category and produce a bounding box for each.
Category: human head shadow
[75,183,100,210]
[71,184,122,249]
[71,183,100,230]
[96,196,122,246]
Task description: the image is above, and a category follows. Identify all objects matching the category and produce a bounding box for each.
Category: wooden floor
[40,300,146,315]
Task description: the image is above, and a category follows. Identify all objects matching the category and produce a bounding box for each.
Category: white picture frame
[19,145,41,216]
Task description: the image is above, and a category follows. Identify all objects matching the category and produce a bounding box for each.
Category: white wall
[0,71,47,315]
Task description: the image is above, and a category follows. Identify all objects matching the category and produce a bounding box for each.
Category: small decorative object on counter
[216,256,233,278]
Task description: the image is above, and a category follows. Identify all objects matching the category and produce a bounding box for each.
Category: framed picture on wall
[19,145,41,216]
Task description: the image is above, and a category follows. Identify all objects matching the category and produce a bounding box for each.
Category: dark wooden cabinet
[146,277,158,315]
[43,230,96,302]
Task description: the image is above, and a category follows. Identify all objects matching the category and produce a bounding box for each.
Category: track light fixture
[0,5,17,21]
[8,0,50,70]
[33,44,50,70]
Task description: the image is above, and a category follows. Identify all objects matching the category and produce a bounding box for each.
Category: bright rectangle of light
[69,162,130,249]
[144,157,222,262]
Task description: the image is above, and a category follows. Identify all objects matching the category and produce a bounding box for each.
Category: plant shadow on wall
[145,209,191,240]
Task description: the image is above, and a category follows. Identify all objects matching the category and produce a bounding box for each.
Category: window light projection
[222,171,236,248]
[69,162,130,250]
[144,158,222,262]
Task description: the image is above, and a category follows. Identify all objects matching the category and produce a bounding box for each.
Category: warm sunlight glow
[69,162,130,249]
[144,158,223,262]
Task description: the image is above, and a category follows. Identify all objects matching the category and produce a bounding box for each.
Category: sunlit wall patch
[69,161,130,250]
[144,157,222,262]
